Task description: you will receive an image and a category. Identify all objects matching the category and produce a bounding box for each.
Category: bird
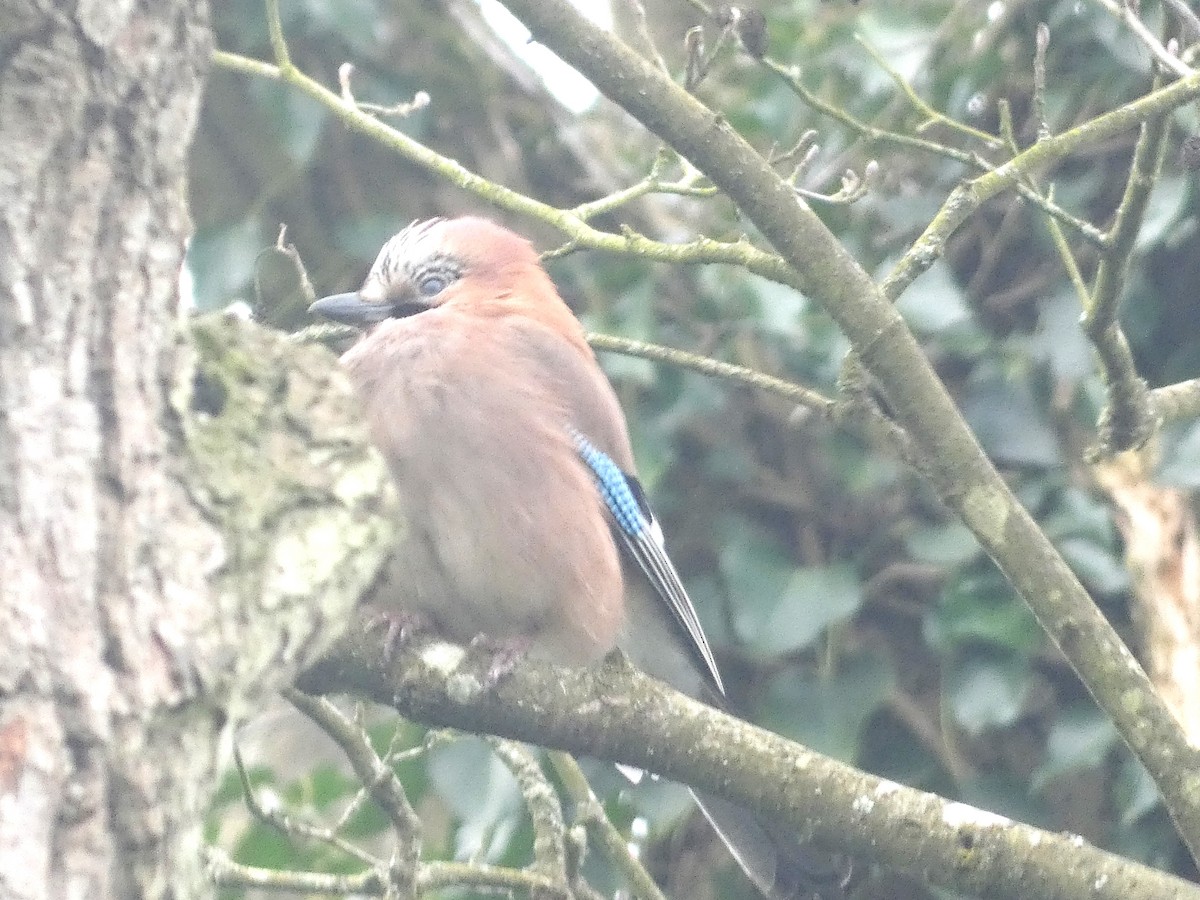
[309,216,848,899]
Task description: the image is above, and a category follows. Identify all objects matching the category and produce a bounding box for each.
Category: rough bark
[0,4,393,898]
[1097,452,1200,743]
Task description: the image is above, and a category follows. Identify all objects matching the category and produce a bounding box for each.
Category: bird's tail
[691,790,852,900]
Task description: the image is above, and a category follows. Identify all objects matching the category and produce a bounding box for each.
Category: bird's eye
[418,274,447,296]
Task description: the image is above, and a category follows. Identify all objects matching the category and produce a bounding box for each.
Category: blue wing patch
[571,429,725,696]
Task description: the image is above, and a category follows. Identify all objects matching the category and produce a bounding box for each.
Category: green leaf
[333,214,406,261]
[925,569,1043,654]
[1041,485,1122,543]
[235,819,302,869]
[1057,535,1129,596]
[307,762,359,811]
[720,524,861,655]
[745,272,810,337]
[963,373,1061,468]
[185,218,262,311]
[958,773,1053,828]
[759,652,894,759]
[427,737,523,862]
[1113,754,1162,828]
[248,78,329,164]
[305,0,386,52]
[339,790,390,840]
[1031,704,1117,790]
[906,520,979,567]
[1020,290,1096,380]
[895,260,972,334]
[754,564,862,655]
[1136,175,1190,249]
[946,653,1033,735]
[1157,421,1200,488]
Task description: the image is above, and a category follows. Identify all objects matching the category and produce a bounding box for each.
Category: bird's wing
[508,319,724,696]
[571,429,725,696]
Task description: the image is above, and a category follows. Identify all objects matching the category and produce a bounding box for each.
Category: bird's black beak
[308,292,392,328]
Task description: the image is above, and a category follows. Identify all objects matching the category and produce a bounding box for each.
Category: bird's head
[310,217,587,350]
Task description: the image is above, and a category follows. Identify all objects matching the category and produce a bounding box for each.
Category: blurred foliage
[196,0,1200,896]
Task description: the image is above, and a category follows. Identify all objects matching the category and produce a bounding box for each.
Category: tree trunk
[0,4,392,897]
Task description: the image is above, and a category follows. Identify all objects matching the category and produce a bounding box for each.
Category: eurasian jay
[310,216,846,899]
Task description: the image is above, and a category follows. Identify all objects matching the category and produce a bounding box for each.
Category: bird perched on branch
[310,216,847,899]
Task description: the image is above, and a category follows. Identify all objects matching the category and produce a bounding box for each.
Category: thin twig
[206,847,386,894]
[586,333,835,415]
[486,739,569,885]
[1083,100,1170,454]
[213,20,806,290]
[1033,24,1052,142]
[760,58,1106,246]
[548,751,668,900]
[231,743,381,867]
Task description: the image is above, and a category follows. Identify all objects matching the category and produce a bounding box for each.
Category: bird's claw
[363,607,430,664]
[468,634,531,688]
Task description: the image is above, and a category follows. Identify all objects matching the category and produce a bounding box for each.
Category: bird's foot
[468,634,531,688]
[363,607,431,664]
